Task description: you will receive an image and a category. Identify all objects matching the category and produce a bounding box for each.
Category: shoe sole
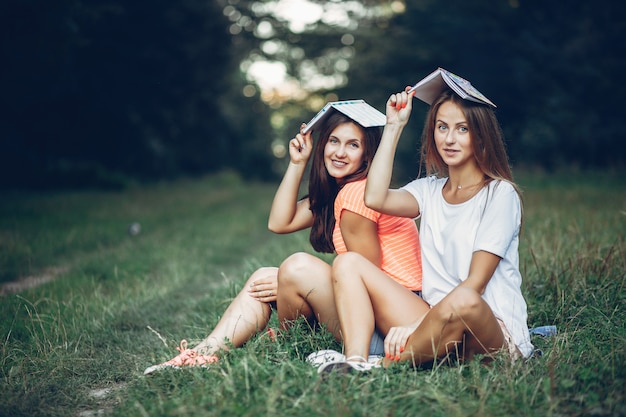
[318,360,379,375]
[318,361,356,375]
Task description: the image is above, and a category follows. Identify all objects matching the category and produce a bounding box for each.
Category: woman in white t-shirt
[319,75,533,373]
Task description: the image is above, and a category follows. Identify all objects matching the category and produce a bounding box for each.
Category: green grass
[0,170,624,417]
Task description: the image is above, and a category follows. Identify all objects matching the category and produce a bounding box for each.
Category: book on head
[408,67,496,108]
[302,100,387,134]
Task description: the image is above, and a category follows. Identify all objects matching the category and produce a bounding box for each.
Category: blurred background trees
[1,0,624,189]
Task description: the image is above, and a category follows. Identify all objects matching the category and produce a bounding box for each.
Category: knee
[278,252,313,285]
[331,252,364,284]
[439,287,483,322]
[246,266,278,285]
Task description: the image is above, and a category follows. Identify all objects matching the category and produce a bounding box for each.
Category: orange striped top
[332,179,422,291]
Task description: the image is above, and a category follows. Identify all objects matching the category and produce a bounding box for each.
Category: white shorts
[497,318,522,360]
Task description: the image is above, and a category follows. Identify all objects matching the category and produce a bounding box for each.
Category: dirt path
[0,266,68,295]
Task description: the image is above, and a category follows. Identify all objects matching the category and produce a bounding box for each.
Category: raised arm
[365,89,420,218]
[267,125,315,233]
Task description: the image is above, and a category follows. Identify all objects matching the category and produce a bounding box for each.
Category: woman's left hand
[248,272,278,302]
[384,322,419,361]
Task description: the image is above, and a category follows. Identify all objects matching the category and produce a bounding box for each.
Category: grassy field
[0,170,624,417]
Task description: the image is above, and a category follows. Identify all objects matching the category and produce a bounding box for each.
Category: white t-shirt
[401,176,533,358]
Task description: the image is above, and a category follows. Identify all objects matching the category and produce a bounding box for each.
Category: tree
[0,0,274,188]
[338,0,626,171]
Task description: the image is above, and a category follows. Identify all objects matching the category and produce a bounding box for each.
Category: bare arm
[339,210,381,267]
[364,89,420,218]
[460,250,501,295]
[268,126,315,233]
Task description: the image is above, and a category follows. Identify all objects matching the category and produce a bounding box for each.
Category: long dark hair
[308,112,382,253]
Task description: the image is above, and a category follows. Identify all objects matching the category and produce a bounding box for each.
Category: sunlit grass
[0,170,624,417]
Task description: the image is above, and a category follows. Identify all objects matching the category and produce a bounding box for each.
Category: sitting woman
[144,102,422,374]
[319,75,533,373]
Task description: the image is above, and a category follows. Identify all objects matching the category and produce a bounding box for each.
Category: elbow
[363,194,382,211]
[267,221,287,234]
[267,220,278,234]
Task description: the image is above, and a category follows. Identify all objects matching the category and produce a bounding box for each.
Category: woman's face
[434,101,475,169]
[323,122,366,179]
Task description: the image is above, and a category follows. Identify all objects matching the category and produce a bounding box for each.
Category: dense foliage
[337,0,626,177]
[1,0,624,189]
[0,0,273,189]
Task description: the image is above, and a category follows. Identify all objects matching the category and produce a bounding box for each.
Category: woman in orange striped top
[144,106,422,374]
[276,112,422,353]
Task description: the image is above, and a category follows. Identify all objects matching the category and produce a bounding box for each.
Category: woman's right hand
[248,271,278,303]
[288,123,313,165]
[384,318,421,361]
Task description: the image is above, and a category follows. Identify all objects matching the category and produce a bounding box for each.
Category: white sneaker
[306,349,345,367]
[367,355,383,365]
[317,357,381,374]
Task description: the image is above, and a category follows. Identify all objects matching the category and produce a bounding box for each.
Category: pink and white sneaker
[144,340,218,375]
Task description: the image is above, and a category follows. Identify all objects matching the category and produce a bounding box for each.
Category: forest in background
[1,0,624,189]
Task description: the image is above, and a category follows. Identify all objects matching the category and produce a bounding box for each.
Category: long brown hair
[418,90,523,227]
[308,112,382,253]
[420,90,520,191]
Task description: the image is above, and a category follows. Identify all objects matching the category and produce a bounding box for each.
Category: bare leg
[276,252,341,339]
[144,267,279,374]
[397,286,505,366]
[193,267,277,355]
[331,252,429,361]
